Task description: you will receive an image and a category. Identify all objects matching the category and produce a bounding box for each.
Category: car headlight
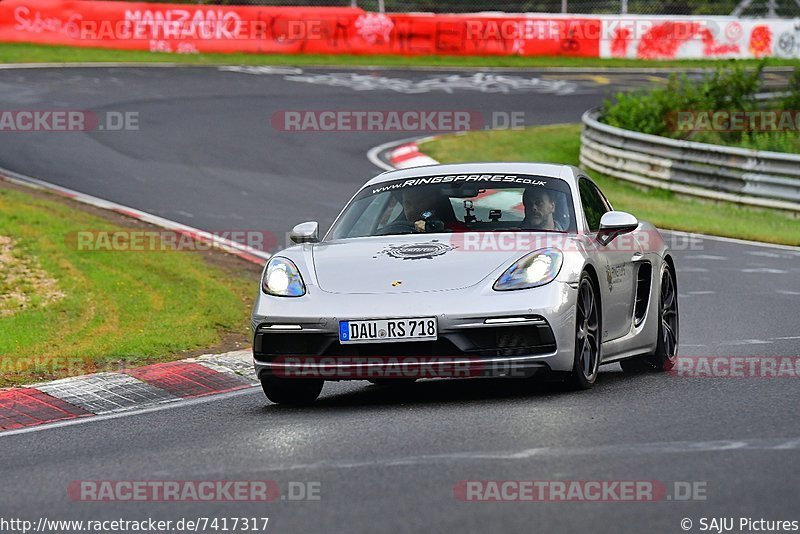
[493,248,563,291]
[262,257,306,297]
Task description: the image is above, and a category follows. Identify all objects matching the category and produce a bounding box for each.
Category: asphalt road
[1,66,798,534]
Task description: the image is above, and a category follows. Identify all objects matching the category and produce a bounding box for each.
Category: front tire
[620,261,679,373]
[260,376,323,405]
[567,273,601,389]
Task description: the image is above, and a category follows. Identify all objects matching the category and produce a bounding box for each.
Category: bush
[599,62,800,153]
[601,62,764,137]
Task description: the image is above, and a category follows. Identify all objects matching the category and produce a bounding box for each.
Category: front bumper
[252,281,578,379]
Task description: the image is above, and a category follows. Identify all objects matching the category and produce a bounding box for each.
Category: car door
[578,177,640,342]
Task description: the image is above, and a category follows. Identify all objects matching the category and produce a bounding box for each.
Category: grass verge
[2,42,800,69]
[0,180,260,386]
[422,124,800,246]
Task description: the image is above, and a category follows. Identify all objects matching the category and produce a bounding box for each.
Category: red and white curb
[385,141,440,169]
[0,167,269,433]
[0,350,258,432]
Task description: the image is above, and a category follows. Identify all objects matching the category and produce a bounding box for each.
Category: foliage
[601,63,800,153]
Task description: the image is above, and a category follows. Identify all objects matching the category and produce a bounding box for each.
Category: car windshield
[328,174,576,239]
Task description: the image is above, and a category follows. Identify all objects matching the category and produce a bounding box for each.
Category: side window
[579,178,610,232]
[596,186,613,212]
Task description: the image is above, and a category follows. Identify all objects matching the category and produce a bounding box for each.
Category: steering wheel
[376,220,415,235]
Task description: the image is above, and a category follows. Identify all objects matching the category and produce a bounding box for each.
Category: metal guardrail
[580,108,800,214]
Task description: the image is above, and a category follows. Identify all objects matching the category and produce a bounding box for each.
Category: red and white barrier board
[600,16,800,59]
[0,0,798,59]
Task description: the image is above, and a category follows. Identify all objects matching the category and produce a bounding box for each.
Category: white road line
[723,339,774,346]
[746,251,783,258]
[216,436,800,473]
[0,386,260,439]
[684,255,728,260]
[663,230,800,253]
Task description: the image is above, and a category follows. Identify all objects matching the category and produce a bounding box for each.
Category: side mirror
[597,211,638,246]
[290,221,319,244]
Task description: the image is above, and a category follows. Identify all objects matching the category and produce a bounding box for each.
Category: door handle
[631,252,645,262]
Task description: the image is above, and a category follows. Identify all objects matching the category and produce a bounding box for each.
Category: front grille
[459,324,556,356]
[254,322,557,360]
[254,332,332,357]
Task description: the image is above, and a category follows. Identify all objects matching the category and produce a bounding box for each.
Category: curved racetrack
[1,66,799,533]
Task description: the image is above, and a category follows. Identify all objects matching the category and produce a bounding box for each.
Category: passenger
[522,188,565,231]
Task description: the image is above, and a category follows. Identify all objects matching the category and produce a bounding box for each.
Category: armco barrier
[580,108,800,213]
[1,0,800,59]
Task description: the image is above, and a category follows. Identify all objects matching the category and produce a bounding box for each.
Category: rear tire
[260,376,323,405]
[567,272,601,390]
[618,356,652,373]
[620,261,679,373]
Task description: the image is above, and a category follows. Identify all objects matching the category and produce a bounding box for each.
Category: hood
[312,235,526,294]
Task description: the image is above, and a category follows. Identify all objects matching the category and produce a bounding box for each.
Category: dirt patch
[0,178,263,358]
[0,234,65,317]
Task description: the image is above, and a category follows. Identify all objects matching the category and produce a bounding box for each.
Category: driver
[522,188,565,231]
[399,188,467,233]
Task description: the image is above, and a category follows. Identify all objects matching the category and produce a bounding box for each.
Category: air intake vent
[634,263,652,327]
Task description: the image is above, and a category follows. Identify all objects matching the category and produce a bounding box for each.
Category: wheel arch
[581,262,602,311]
[580,261,604,344]
[662,254,677,292]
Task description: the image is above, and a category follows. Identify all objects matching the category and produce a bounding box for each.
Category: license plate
[339,317,437,344]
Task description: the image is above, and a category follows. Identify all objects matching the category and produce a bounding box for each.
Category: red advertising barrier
[359,13,600,57]
[0,0,363,54]
[0,0,600,57]
[4,1,793,59]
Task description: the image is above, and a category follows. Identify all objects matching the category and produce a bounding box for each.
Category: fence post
[767,0,778,17]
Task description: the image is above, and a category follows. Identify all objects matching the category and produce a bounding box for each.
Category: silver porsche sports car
[252,163,678,404]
